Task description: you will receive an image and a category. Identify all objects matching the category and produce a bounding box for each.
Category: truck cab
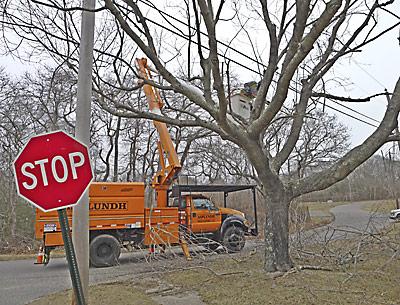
[170,185,258,252]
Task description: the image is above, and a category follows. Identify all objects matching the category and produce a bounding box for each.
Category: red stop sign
[14,131,93,212]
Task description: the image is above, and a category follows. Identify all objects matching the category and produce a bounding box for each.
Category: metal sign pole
[58,208,86,305]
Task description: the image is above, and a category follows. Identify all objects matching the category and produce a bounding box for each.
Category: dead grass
[362,199,398,214]
[28,282,157,305]
[289,201,342,232]
[303,200,349,214]
[162,223,400,305]
[304,216,333,230]
[0,250,65,261]
[162,254,399,305]
[0,254,37,261]
[27,228,400,305]
[26,202,400,305]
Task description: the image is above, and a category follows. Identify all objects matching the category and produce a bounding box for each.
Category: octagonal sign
[14,131,93,212]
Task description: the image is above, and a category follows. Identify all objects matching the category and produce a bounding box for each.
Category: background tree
[2,0,400,272]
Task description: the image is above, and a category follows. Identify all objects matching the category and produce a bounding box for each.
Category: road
[0,252,155,305]
[292,201,389,246]
[0,201,391,305]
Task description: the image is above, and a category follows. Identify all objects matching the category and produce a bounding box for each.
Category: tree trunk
[10,203,16,238]
[264,195,293,272]
[9,182,16,238]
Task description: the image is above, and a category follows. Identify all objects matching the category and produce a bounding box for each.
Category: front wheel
[90,234,121,268]
[222,226,245,252]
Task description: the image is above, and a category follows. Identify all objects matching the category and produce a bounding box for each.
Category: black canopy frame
[170,184,258,235]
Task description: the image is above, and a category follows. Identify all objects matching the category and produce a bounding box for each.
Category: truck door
[189,198,221,234]
[173,196,189,228]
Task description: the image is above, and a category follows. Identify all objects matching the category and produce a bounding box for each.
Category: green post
[58,208,86,305]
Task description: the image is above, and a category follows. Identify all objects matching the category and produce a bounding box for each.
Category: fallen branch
[297,265,333,271]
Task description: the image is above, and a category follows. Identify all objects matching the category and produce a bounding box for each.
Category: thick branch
[249,0,342,137]
[104,0,217,117]
[293,77,400,197]
[251,0,279,121]
[312,92,390,103]
[313,0,395,83]
[197,0,229,122]
[272,84,312,172]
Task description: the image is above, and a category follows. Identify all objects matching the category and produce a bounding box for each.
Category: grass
[304,216,333,229]
[162,224,400,305]
[27,221,400,305]
[362,199,398,214]
[290,200,347,232]
[0,253,36,261]
[28,282,157,305]
[0,250,65,261]
[20,200,400,305]
[161,253,400,304]
[302,200,349,214]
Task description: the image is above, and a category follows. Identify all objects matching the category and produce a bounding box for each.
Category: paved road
[292,202,390,246]
[0,252,153,305]
[0,245,236,305]
[0,202,392,305]
[330,202,388,229]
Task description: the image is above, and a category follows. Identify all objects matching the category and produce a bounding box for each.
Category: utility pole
[73,0,95,303]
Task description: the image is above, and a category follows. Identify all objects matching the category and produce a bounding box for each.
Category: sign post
[58,209,86,305]
[13,130,93,305]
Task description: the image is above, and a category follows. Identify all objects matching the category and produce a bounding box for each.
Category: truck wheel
[222,226,245,252]
[90,234,121,268]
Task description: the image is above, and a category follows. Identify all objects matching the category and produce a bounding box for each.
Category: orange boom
[34,59,258,267]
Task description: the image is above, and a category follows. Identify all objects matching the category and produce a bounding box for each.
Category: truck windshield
[193,198,214,210]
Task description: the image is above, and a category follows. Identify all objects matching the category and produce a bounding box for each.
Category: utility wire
[136,2,384,128]
[326,98,381,124]
[140,0,394,93]
[143,17,263,76]
[138,0,268,70]
[351,59,387,89]
[319,101,378,128]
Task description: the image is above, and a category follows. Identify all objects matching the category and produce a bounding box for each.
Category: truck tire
[90,234,121,268]
[222,226,245,252]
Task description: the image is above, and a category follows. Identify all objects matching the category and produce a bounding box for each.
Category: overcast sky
[0,1,399,149]
[332,9,400,148]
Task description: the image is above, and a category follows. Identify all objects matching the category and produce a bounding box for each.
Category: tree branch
[293,77,400,197]
[249,0,342,137]
[311,92,390,103]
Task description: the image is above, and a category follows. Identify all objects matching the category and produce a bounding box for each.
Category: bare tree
[0,69,33,238]
[285,110,350,179]
[2,0,400,272]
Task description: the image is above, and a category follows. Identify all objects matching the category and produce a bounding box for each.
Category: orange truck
[34,58,258,267]
[35,182,258,267]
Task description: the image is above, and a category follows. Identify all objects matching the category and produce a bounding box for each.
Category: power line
[326,98,381,124]
[135,2,384,128]
[351,59,387,89]
[139,0,268,71]
[141,0,394,99]
[143,17,263,76]
[317,101,379,128]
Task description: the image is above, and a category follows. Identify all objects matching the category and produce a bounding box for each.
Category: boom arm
[136,58,182,192]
